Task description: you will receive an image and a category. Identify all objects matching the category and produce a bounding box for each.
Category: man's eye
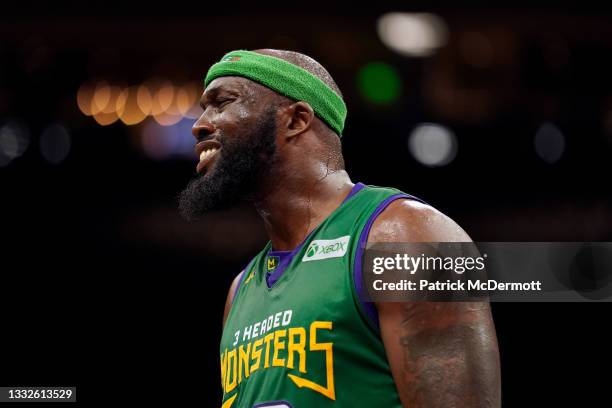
[218,99,234,109]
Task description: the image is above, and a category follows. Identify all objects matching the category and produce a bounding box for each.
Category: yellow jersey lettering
[220,349,227,392]
[221,393,237,408]
[238,342,251,383]
[287,327,307,373]
[272,329,287,367]
[250,338,263,373]
[225,348,238,393]
[222,319,335,400]
[287,321,335,400]
[262,333,274,368]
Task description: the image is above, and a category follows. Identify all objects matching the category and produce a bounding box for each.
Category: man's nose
[192,117,216,142]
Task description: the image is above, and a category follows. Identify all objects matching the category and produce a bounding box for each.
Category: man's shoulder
[368,198,471,243]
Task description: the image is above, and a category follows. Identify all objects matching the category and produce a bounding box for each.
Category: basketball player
[179,49,501,407]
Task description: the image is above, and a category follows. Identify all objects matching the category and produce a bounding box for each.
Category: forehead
[204,76,256,96]
[203,76,278,100]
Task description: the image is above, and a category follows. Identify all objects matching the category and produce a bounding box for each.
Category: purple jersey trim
[265,250,291,287]
[354,193,426,331]
[343,182,366,203]
[264,233,312,288]
[265,182,366,288]
[268,249,291,257]
[253,401,294,408]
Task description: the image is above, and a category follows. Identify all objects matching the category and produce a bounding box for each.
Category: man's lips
[195,139,222,174]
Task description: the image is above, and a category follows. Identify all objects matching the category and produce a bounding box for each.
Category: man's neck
[254,170,354,251]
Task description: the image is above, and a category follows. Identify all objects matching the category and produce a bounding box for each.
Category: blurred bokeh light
[377,12,448,57]
[40,123,71,164]
[357,62,402,104]
[408,123,457,167]
[534,122,565,164]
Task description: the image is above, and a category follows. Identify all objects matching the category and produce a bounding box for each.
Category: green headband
[204,50,347,136]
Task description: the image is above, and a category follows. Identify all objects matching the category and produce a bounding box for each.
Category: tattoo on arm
[392,302,501,408]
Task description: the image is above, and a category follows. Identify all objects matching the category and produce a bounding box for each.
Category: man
[179,49,501,407]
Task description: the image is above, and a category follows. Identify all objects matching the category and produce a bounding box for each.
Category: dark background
[1,2,611,406]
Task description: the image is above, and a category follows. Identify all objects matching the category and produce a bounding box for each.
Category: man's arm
[223,271,244,327]
[369,199,501,408]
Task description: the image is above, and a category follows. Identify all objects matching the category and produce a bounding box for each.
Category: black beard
[178,108,277,220]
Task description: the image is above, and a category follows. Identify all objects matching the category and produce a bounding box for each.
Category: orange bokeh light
[77,82,95,116]
[117,86,147,126]
[78,78,204,126]
[137,86,152,115]
[150,81,175,116]
[91,81,111,115]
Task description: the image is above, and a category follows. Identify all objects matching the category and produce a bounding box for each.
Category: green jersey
[220,183,417,408]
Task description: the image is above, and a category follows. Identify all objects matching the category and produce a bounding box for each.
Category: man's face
[178,77,279,220]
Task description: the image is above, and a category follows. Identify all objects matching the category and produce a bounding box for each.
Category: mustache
[196,127,223,142]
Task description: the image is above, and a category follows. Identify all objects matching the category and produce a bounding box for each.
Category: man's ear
[282,101,315,139]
